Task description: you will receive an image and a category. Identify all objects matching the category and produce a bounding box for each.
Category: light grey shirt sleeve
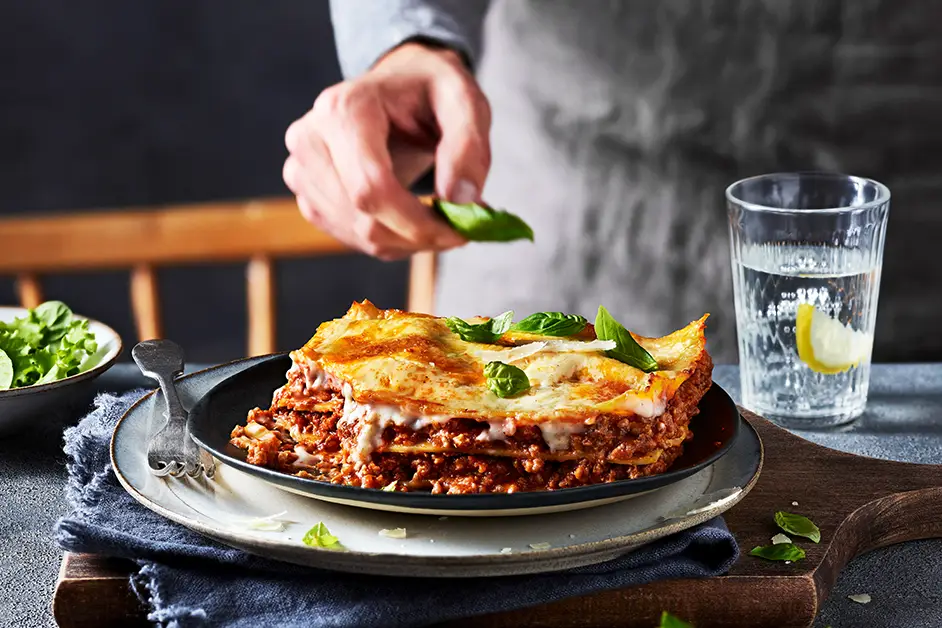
[328,0,490,78]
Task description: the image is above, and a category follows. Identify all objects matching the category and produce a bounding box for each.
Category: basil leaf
[658,611,694,628]
[484,361,530,398]
[445,310,514,344]
[749,543,806,562]
[302,522,342,549]
[593,306,658,372]
[774,511,821,543]
[433,199,534,242]
[511,312,587,337]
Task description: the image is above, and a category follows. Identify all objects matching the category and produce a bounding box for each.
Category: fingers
[283,121,417,260]
[294,194,412,261]
[429,75,492,204]
[282,46,490,260]
[314,84,465,248]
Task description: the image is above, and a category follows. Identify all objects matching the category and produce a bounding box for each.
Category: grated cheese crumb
[529,542,552,550]
[848,593,871,604]
[379,528,407,539]
[785,561,792,565]
[500,547,512,554]
[791,501,799,506]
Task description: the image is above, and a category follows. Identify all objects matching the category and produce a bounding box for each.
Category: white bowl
[0,306,122,430]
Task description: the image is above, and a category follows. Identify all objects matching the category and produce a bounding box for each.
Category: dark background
[2,1,938,365]
[0,0,409,363]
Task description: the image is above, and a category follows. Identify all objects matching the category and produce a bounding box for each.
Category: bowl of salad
[0,301,122,428]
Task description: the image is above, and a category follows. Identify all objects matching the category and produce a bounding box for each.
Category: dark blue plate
[188,353,743,515]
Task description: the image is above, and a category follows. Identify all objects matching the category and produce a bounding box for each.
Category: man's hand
[283,43,492,260]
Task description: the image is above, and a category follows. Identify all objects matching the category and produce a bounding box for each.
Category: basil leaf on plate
[445,310,514,344]
[658,611,694,628]
[511,312,587,336]
[593,306,658,372]
[484,361,530,398]
[774,511,821,543]
[433,199,534,242]
[303,522,341,549]
[749,543,806,562]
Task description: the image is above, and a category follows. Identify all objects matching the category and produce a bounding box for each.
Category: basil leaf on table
[749,543,806,562]
[774,511,821,543]
[511,312,587,336]
[658,611,694,628]
[432,199,534,242]
[593,306,658,372]
[484,361,530,398]
[445,310,514,344]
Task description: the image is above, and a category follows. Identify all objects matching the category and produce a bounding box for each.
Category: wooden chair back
[0,197,437,355]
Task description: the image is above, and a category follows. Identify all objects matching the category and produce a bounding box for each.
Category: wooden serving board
[53,410,942,628]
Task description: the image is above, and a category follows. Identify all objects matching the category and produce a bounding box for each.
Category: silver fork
[132,339,215,479]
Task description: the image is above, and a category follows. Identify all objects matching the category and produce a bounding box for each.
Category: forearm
[328,0,490,78]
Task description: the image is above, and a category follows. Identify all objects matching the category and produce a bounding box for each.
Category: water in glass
[734,242,879,425]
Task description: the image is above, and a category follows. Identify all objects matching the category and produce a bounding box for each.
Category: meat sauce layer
[228,353,711,494]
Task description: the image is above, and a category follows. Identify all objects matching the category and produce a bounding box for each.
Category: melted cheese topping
[294,301,709,432]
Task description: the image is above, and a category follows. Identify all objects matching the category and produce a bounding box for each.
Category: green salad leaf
[749,543,806,562]
[0,350,13,390]
[658,611,694,628]
[511,312,587,337]
[302,522,342,549]
[484,361,530,398]
[433,199,534,242]
[774,511,821,543]
[593,306,658,372]
[0,300,99,390]
[445,310,514,344]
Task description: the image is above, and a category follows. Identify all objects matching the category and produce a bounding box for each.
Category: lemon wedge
[795,304,871,374]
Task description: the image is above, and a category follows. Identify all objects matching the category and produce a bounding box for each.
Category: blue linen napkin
[55,391,740,628]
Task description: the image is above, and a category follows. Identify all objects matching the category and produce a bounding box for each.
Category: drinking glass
[726,172,890,428]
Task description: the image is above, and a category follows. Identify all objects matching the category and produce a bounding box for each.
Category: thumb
[430,80,492,204]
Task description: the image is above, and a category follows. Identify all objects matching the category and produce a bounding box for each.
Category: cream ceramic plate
[111,357,763,577]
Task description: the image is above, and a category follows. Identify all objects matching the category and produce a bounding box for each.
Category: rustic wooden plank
[130,265,161,341]
[0,198,349,273]
[246,256,276,356]
[53,554,149,628]
[53,411,942,627]
[15,273,43,308]
[441,577,819,628]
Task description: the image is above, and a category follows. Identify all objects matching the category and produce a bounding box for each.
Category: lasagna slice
[230,300,713,494]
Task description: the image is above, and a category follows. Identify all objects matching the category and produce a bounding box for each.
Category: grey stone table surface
[1,364,940,628]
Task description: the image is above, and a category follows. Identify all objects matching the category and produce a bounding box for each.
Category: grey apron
[435,0,942,364]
